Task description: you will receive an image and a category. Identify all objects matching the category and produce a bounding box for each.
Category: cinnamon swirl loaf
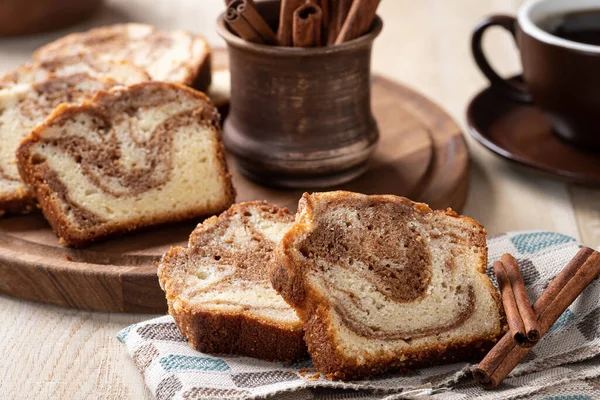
[158,202,306,361]
[270,191,505,380]
[0,74,119,214]
[34,24,211,90]
[17,82,235,246]
[0,53,149,89]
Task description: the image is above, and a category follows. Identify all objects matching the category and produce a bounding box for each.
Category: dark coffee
[544,10,600,46]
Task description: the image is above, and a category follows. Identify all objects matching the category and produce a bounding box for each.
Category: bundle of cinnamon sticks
[224,0,381,47]
[474,248,600,389]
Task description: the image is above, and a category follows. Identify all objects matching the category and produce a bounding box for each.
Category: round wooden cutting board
[0,56,469,313]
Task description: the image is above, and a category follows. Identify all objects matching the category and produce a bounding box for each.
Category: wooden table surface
[2,0,599,398]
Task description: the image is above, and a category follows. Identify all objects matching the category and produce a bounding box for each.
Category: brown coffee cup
[472,0,600,149]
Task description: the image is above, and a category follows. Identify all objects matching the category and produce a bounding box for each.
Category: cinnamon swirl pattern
[0,73,119,214]
[17,82,235,246]
[270,191,505,380]
[158,202,306,361]
[0,53,149,89]
[34,23,211,89]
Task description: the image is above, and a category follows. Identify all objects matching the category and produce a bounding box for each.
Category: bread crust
[289,285,501,380]
[0,189,36,215]
[270,191,506,380]
[17,82,235,247]
[169,300,307,362]
[33,23,212,89]
[159,201,307,361]
[190,42,212,92]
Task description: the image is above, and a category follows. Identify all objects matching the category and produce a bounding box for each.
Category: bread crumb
[445,208,458,217]
[298,369,322,380]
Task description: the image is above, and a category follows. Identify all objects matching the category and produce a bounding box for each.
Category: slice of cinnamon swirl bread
[0,74,119,214]
[158,201,306,361]
[17,82,235,246]
[270,191,505,380]
[34,24,211,90]
[0,53,149,89]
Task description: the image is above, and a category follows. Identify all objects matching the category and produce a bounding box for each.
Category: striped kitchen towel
[118,231,600,399]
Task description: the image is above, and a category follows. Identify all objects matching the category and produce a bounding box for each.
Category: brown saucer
[467,79,600,186]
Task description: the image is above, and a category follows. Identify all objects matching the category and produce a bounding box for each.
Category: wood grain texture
[2,0,599,398]
[0,296,151,399]
[0,70,468,314]
[0,215,190,313]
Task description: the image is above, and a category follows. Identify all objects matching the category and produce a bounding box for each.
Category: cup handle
[471,15,533,103]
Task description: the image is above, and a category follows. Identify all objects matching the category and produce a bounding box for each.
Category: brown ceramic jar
[217,0,383,188]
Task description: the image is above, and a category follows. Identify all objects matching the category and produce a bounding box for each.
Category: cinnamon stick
[237,0,279,45]
[308,0,330,44]
[473,247,599,389]
[292,3,323,47]
[501,254,540,345]
[494,261,527,346]
[225,7,265,44]
[277,0,305,46]
[327,0,353,45]
[334,0,381,44]
[225,0,278,45]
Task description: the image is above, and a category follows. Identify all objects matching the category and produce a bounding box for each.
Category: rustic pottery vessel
[217,0,382,188]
